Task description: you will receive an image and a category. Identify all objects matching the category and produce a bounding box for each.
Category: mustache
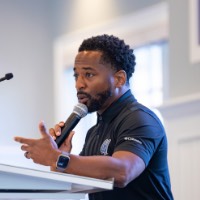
[77,91,91,98]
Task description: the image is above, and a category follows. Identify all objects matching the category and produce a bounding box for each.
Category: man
[15,34,173,200]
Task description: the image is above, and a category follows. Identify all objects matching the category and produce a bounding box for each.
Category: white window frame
[189,0,200,63]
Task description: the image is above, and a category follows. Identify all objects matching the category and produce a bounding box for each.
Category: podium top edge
[0,163,114,190]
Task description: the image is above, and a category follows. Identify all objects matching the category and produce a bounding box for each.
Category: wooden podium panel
[0,163,114,199]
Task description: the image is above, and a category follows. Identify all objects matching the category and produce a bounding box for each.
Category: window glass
[130,41,168,107]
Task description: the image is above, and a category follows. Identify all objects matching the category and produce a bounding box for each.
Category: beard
[88,89,112,113]
[77,87,113,113]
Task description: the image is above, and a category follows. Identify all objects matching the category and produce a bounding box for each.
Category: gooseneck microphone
[55,103,88,147]
[0,73,13,82]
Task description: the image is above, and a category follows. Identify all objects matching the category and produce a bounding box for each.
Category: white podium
[0,163,114,199]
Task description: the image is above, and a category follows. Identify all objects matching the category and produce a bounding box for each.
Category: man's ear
[114,70,127,87]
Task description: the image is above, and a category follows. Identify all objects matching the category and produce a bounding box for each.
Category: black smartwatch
[56,153,70,172]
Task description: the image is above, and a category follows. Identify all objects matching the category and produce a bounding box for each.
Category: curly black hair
[78,34,136,84]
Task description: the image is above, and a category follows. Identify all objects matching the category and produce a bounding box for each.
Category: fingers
[56,121,65,136]
[15,141,32,159]
[21,144,30,151]
[17,142,32,155]
[60,131,75,152]
[14,136,35,145]
[39,121,48,137]
[67,131,75,143]
[24,151,31,159]
[58,121,65,127]
[49,121,65,140]
[62,131,75,146]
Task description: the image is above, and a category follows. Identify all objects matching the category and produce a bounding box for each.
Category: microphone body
[55,103,88,147]
[0,73,13,82]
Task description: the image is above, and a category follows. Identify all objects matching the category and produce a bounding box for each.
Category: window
[130,40,168,108]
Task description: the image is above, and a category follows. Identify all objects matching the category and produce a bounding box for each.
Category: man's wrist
[56,152,70,172]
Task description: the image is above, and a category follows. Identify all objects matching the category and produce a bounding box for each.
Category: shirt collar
[97,89,137,123]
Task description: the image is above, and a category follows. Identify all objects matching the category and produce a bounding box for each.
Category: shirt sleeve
[114,110,165,166]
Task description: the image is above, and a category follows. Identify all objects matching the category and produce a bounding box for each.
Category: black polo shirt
[80,90,173,200]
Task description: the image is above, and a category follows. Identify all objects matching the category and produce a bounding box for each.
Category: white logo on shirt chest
[100,139,111,155]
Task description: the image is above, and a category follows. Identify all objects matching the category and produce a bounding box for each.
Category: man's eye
[85,73,94,78]
[73,73,78,80]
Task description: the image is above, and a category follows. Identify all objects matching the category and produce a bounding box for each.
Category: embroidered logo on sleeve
[100,139,111,155]
[124,137,142,144]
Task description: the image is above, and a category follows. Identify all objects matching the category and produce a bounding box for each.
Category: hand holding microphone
[15,104,88,166]
[50,103,88,148]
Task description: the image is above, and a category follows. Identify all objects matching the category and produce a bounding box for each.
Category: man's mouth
[77,93,89,104]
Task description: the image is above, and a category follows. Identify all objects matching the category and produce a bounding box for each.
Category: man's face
[74,51,116,113]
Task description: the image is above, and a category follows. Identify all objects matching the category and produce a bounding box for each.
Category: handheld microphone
[0,73,13,82]
[55,103,88,147]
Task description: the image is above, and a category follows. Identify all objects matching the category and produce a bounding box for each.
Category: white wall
[51,0,165,38]
[0,0,54,169]
[168,0,200,98]
[159,0,200,199]
[158,94,200,200]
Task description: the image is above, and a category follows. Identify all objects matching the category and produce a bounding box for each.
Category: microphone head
[5,73,13,80]
[73,103,88,118]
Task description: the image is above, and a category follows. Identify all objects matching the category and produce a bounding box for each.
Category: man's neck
[97,87,129,115]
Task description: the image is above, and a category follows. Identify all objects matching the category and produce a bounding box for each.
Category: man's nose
[75,76,86,90]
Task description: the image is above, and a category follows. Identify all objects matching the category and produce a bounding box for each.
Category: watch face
[57,155,70,169]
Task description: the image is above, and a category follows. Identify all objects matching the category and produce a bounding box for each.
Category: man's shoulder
[119,101,165,130]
